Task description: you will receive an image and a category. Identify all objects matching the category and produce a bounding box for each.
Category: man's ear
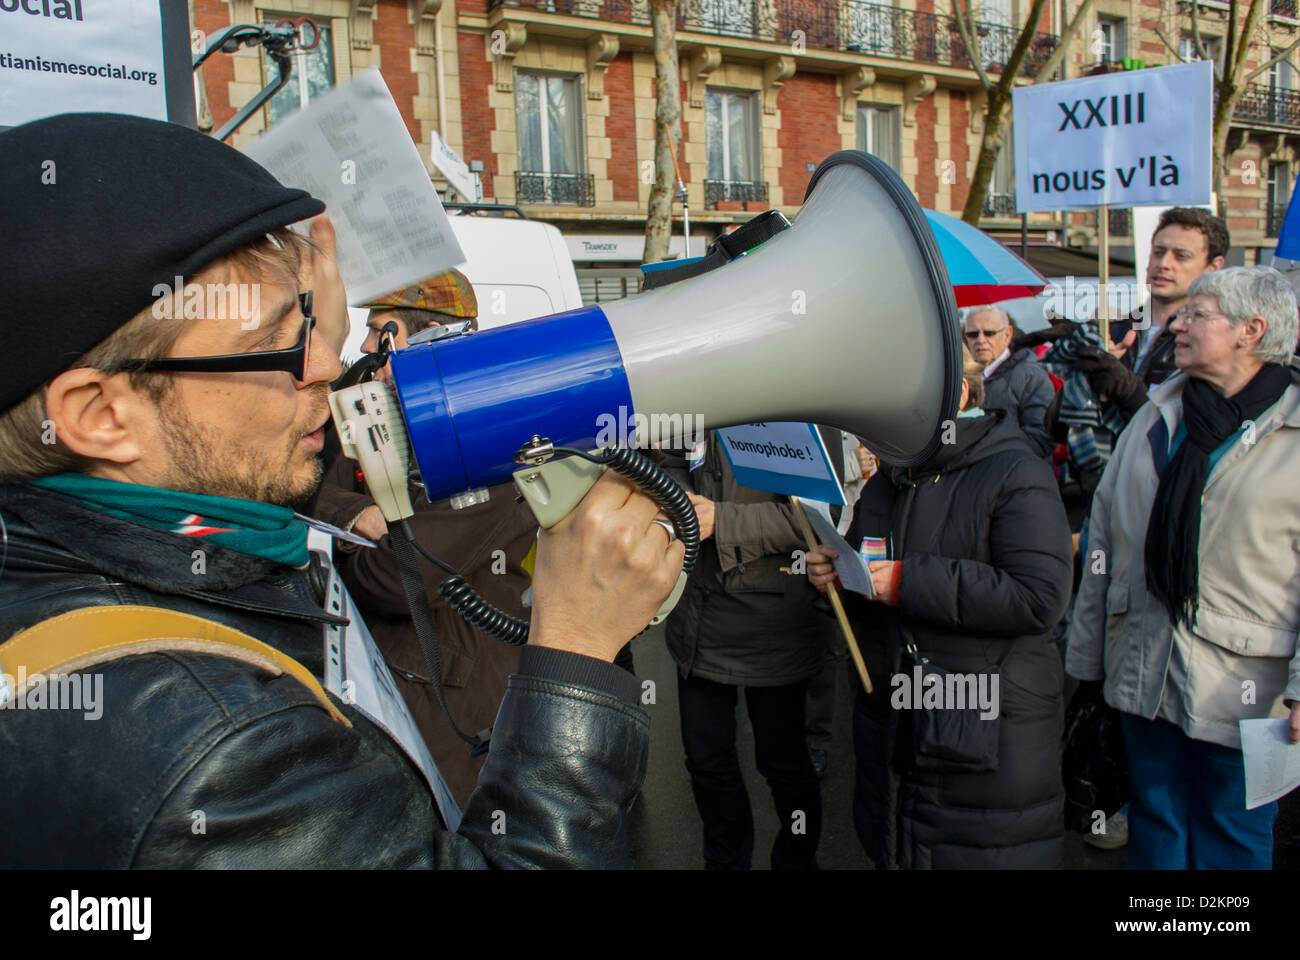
[43,368,148,466]
[1207,256,1226,273]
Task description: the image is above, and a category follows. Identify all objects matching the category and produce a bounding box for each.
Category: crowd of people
[1,111,1297,871]
[808,206,1299,870]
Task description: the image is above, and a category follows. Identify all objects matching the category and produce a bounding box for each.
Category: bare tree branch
[1244,33,1300,82]
[1033,0,1099,83]
[1191,0,1209,66]
[1154,23,1185,61]
[952,0,993,90]
[1223,0,1237,78]
[1231,0,1269,83]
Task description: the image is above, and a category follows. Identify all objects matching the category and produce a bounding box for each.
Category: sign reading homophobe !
[0,0,194,129]
[1011,60,1213,213]
[716,422,845,506]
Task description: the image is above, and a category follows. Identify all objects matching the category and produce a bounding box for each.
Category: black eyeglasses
[119,291,315,381]
[964,326,1007,340]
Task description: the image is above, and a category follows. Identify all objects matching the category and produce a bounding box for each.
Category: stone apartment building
[192,0,1300,298]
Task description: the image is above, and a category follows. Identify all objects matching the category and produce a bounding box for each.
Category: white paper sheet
[310,530,462,831]
[243,68,466,305]
[1240,718,1300,810]
[800,499,875,599]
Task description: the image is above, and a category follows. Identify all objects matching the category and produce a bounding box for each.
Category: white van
[446,211,583,330]
[341,209,584,361]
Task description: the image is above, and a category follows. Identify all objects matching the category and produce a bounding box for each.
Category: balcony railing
[488,0,1059,77]
[1108,207,1132,236]
[1233,83,1300,129]
[515,171,597,206]
[1267,202,1290,237]
[982,193,1017,217]
[1272,0,1298,18]
[704,178,769,207]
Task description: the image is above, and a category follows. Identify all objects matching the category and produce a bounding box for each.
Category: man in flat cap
[0,113,679,868]
[311,270,541,808]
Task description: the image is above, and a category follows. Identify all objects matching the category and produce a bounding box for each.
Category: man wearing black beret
[0,112,679,868]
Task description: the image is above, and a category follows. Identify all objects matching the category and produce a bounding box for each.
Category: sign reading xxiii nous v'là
[1011,60,1213,213]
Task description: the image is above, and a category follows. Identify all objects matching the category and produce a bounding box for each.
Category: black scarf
[1144,363,1292,628]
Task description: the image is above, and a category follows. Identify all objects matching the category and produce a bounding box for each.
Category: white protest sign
[716,422,845,506]
[801,500,875,598]
[1012,61,1213,213]
[243,68,466,306]
[0,0,168,127]
[430,130,479,202]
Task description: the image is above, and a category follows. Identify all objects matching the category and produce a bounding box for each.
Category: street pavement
[626,624,1125,870]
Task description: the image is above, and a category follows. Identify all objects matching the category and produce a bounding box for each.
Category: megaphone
[329,150,961,627]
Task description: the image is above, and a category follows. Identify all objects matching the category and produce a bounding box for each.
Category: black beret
[0,112,325,412]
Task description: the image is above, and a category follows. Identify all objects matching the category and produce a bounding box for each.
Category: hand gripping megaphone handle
[513,447,695,626]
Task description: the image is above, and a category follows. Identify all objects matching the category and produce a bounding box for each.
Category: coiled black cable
[437,575,530,645]
[415,446,700,645]
[554,445,701,574]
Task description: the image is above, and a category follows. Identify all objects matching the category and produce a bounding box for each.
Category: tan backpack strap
[0,605,350,727]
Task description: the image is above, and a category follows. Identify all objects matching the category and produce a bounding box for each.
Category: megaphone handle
[789,497,874,695]
[512,452,693,626]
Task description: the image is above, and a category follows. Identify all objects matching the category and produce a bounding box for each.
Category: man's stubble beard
[153,385,329,508]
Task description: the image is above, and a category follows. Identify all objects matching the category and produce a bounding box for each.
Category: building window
[984,123,1016,217]
[1098,16,1126,63]
[979,0,1015,67]
[1268,160,1292,236]
[515,71,585,175]
[514,71,591,205]
[856,104,900,173]
[1179,32,1223,64]
[706,89,762,196]
[1270,57,1297,92]
[264,18,334,126]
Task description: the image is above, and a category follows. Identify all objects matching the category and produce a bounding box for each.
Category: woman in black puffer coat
[808,350,1072,868]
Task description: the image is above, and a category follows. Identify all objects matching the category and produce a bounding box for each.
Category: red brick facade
[949,90,971,212]
[777,72,841,201]
[606,54,638,202]
[458,31,496,196]
[192,0,236,138]
[915,95,939,208]
[370,3,421,145]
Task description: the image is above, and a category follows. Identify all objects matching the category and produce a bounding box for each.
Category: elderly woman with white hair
[1067,265,1300,869]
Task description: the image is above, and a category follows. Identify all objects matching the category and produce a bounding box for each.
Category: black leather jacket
[0,483,649,868]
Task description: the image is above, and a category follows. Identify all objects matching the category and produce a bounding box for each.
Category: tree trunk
[958,0,1051,225]
[1211,78,1241,211]
[643,0,681,266]
[962,89,1011,225]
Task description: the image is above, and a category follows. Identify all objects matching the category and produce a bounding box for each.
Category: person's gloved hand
[1073,347,1148,416]
[1011,320,1078,352]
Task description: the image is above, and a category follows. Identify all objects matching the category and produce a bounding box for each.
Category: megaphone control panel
[329,382,416,523]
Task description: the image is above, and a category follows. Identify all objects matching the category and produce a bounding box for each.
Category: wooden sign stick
[790,496,873,694]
